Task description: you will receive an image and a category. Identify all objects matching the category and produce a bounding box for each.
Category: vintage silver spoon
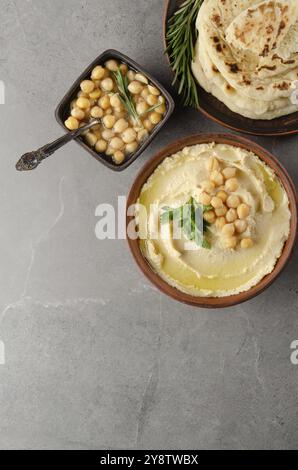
[15,120,101,171]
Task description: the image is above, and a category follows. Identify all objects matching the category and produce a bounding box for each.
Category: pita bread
[225,0,298,57]
[192,0,298,118]
[192,39,297,119]
[192,41,297,119]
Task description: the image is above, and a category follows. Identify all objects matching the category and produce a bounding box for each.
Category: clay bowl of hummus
[126,134,297,308]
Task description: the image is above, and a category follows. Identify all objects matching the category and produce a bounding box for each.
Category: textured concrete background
[0,0,297,450]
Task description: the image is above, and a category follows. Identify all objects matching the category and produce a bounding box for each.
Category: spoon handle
[16,120,99,171]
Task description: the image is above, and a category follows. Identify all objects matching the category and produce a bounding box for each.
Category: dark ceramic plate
[163,0,298,136]
[55,49,175,171]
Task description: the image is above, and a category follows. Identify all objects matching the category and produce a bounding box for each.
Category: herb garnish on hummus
[160,197,212,249]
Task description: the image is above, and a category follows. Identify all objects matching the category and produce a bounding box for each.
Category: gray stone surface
[0,0,297,450]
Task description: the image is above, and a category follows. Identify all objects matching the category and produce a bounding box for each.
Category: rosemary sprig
[113,68,140,123]
[138,103,161,117]
[160,197,211,249]
[165,0,203,108]
[113,69,162,123]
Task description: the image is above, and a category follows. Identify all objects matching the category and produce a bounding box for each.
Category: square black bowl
[55,49,175,171]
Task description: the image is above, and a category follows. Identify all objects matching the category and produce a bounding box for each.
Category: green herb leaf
[113,68,140,123]
[160,197,211,249]
[202,204,213,212]
[160,209,174,225]
[165,0,203,108]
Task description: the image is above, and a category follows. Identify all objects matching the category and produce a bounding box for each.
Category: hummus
[136,143,291,297]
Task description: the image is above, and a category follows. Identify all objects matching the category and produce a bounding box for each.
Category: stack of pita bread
[192,0,298,119]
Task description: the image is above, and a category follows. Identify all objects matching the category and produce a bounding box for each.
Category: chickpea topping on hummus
[201,155,255,250]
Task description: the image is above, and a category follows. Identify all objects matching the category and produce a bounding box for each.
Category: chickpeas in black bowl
[55,50,175,171]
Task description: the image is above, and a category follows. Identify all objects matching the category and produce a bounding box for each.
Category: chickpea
[158,95,166,104]
[222,167,236,179]
[80,80,95,94]
[138,129,149,142]
[114,110,126,120]
[89,98,96,108]
[240,238,254,249]
[122,128,137,144]
[216,217,226,230]
[93,128,102,139]
[127,70,136,82]
[222,223,235,237]
[225,177,239,192]
[71,108,85,120]
[103,115,116,129]
[102,129,115,141]
[203,210,216,224]
[199,192,211,205]
[226,208,237,223]
[113,151,125,165]
[215,205,228,217]
[143,119,154,131]
[128,80,143,95]
[89,89,102,100]
[106,146,115,156]
[207,156,220,172]
[110,94,122,108]
[114,118,129,133]
[99,95,111,110]
[210,170,224,186]
[234,219,248,234]
[78,91,89,98]
[201,180,215,194]
[101,78,114,92]
[105,108,113,115]
[119,63,128,75]
[136,101,149,115]
[133,124,143,133]
[226,195,241,209]
[225,236,238,249]
[237,203,250,219]
[91,66,106,80]
[217,190,228,203]
[115,102,125,111]
[141,88,150,99]
[148,85,160,96]
[125,141,138,154]
[85,132,97,147]
[90,106,104,119]
[211,196,223,209]
[95,139,108,153]
[146,94,158,106]
[84,108,91,120]
[155,104,166,114]
[135,73,148,84]
[150,112,162,125]
[76,97,90,109]
[93,80,102,88]
[105,59,119,72]
[65,117,79,130]
[110,137,124,150]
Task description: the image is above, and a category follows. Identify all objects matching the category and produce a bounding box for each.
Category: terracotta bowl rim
[126,133,297,308]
